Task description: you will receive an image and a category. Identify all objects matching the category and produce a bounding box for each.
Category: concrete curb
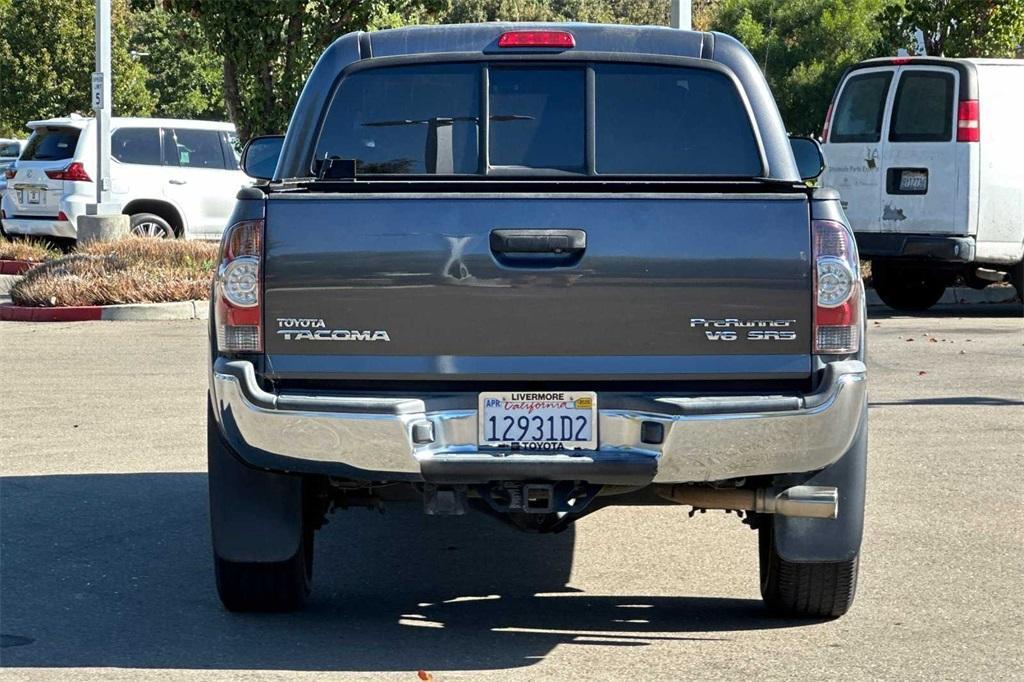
[0,300,209,322]
[0,274,21,295]
[0,259,41,275]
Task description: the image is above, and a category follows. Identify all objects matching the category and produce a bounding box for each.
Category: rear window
[889,71,954,143]
[112,127,161,165]
[21,127,81,161]
[314,61,762,177]
[830,71,893,143]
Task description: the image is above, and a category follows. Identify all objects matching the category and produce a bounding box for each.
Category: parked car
[821,57,1024,309]
[0,138,26,196]
[1,115,246,240]
[208,23,868,618]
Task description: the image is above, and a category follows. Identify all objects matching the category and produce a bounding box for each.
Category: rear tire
[871,260,947,311]
[1009,260,1024,302]
[129,212,174,239]
[759,522,858,618]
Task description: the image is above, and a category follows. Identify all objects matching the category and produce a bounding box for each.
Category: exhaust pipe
[657,484,838,519]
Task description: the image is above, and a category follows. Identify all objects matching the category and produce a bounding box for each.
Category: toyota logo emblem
[25,170,33,178]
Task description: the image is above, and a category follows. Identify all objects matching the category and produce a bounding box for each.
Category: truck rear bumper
[210,358,866,485]
[856,232,975,263]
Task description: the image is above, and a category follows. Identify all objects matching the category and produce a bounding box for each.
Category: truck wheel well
[122,200,184,237]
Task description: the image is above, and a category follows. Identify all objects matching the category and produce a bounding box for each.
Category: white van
[821,57,1023,309]
[1,116,247,240]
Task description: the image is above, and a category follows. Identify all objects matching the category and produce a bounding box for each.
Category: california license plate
[18,189,44,205]
[479,391,597,451]
[899,170,928,192]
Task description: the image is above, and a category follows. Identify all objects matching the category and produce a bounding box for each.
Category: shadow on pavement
[1,473,805,672]
[870,396,1024,408]
[867,301,1022,319]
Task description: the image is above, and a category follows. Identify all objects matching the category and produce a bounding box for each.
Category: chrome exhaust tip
[757,486,838,519]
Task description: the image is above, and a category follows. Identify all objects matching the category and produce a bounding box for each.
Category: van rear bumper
[856,232,975,263]
[210,358,867,486]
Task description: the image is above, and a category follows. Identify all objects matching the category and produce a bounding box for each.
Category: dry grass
[0,235,62,262]
[10,237,218,307]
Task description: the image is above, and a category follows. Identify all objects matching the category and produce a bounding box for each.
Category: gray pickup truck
[208,23,868,618]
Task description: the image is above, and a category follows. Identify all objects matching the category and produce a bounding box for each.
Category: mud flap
[771,405,867,563]
[208,399,304,563]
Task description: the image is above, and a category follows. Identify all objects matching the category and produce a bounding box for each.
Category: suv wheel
[130,212,174,239]
[871,260,947,311]
[758,523,859,618]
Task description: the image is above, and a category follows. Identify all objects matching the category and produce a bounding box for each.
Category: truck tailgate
[263,192,812,381]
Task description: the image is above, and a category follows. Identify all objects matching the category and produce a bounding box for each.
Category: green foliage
[129,8,226,120]
[882,0,1024,57]
[0,0,154,138]
[712,0,889,135]
[442,0,670,24]
[180,0,449,141]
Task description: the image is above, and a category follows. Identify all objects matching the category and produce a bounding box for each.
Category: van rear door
[879,65,967,236]
[821,67,895,233]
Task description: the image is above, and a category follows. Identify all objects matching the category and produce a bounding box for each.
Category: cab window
[830,71,893,143]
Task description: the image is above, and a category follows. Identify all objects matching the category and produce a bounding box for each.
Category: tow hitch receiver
[480,481,600,515]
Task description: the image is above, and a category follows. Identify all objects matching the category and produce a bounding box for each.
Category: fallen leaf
[929,337,938,343]
[906,338,914,342]
[418,671,434,682]
[918,371,927,376]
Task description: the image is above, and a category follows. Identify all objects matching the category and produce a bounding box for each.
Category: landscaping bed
[0,235,62,274]
[8,237,218,307]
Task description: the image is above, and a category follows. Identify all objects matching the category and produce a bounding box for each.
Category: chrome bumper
[210,359,866,484]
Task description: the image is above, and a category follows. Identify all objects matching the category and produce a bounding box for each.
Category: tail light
[813,219,861,354]
[821,101,834,142]
[956,99,980,142]
[57,211,69,222]
[3,167,15,180]
[214,219,263,352]
[45,162,91,182]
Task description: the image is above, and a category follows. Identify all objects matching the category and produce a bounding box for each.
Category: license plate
[899,170,928,192]
[18,189,44,205]
[479,391,597,451]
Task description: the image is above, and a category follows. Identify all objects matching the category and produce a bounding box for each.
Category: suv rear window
[889,71,954,142]
[830,71,893,143]
[314,61,762,177]
[21,127,81,161]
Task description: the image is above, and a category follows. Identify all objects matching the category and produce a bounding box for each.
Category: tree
[712,0,890,135]
[882,0,1024,57]
[180,1,445,141]
[0,0,154,138]
[129,8,227,120]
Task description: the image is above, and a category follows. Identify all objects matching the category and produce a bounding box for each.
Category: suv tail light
[3,167,15,180]
[45,162,91,182]
[214,219,263,352]
[956,99,980,142]
[812,219,861,354]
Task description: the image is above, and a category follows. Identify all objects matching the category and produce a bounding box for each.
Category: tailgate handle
[489,229,586,255]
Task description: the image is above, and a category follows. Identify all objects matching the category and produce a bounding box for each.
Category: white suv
[1,116,247,240]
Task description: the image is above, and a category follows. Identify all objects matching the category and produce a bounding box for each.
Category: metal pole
[89,0,113,214]
[671,0,692,31]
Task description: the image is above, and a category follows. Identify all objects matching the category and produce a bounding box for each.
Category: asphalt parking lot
[1,302,1022,681]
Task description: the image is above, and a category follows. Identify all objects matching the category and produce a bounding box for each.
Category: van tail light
[214,219,263,352]
[498,30,575,48]
[813,219,861,354]
[821,101,834,142]
[45,162,91,182]
[956,99,980,142]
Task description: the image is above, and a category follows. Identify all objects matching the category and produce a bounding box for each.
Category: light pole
[87,0,116,215]
[671,0,692,30]
[80,0,128,242]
